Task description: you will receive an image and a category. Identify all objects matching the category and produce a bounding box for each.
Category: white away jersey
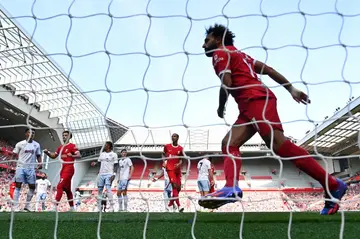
[36,179,51,194]
[98,151,118,175]
[197,158,211,181]
[118,157,133,180]
[13,140,41,169]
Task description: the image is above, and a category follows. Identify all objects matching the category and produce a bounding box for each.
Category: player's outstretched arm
[254,61,310,104]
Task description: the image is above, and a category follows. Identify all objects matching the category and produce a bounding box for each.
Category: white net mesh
[0,0,360,238]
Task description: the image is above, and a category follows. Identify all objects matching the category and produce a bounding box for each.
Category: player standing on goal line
[200,24,348,215]
[91,141,117,212]
[9,128,42,212]
[163,133,185,213]
[116,149,134,212]
[35,173,51,212]
[44,130,81,212]
[197,157,214,197]
[197,157,214,211]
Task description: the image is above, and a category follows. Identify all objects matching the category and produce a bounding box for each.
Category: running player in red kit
[200,24,347,215]
[44,130,81,211]
[163,133,184,212]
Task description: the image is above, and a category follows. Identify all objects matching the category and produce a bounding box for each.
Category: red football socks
[277,140,338,191]
[55,186,63,202]
[169,187,180,207]
[222,146,242,187]
[55,186,74,207]
[66,190,74,207]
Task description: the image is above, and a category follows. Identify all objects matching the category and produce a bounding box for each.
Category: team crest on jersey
[213,54,224,67]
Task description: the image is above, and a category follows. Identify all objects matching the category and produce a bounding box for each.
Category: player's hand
[91,162,96,167]
[37,163,43,170]
[43,149,49,154]
[67,153,73,157]
[217,106,225,118]
[152,177,157,182]
[210,180,215,186]
[288,86,310,105]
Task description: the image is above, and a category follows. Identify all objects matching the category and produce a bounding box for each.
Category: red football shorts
[167,170,181,185]
[209,185,215,193]
[235,98,283,137]
[57,172,74,191]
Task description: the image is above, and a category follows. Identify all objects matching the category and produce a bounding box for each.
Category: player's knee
[262,130,286,152]
[221,138,239,149]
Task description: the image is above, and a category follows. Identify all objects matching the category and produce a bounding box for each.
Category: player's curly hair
[205,23,235,46]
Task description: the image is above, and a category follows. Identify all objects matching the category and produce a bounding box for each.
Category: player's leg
[97,174,105,212]
[199,122,256,209]
[13,168,25,210]
[122,180,130,211]
[252,98,346,215]
[221,121,256,188]
[164,181,172,211]
[116,186,123,212]
[202,180,210,196]
[197,180,205,197]
[166,171,176,207]
[63,175,74,211]
[55,175,65,210]
[35,193,40,212]
[41,194,47,211]
[24,169,36,211]
[174,173,184,212]
[117,180,127,211]
[163,190,171,212]
[104,175,114,211]
[197,180,208,211]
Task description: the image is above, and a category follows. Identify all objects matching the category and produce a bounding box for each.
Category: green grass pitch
[1,212,359,239]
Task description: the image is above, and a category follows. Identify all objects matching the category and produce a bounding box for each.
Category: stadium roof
[297,96,360,156]
[0,8,127,148]
[116,126,268,153]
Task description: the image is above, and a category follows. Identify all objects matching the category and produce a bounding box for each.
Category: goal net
[0,0,360,238]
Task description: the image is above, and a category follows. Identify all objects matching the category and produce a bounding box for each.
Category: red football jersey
[56,143,78,173]
[9,182,16,200]
[212,46,276,109]
[163,144,183,171]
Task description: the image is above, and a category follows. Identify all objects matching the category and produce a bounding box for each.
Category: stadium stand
[0,8,127,211]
